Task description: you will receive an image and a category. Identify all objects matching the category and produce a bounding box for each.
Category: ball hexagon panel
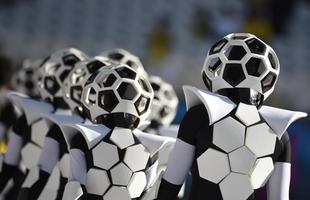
[209,38,228,55]
[135,95,151,115]
[86,59,108,73]
[110,128,135,149]
[127,171,147,198]
[235,103,261,126]
[213,117,246,152]
[223,63,245,86]
[92,142,119,170]
[123,144,150,172]
[98,90,119,112]
[219,173,254,200]
[197,148,230,184]
[44,76,60,95]
[245,123,277,157]
[245,38,266,55]
[229,146,256,175]
[86,168,110,195]
[224,45,247,61]
[246,57,267,77]
[104,186,131,200]
[116,66,137,80]
[117,82,138,100]
[261,72,277,93]
[110,162,133,186]
[250,157,274,189]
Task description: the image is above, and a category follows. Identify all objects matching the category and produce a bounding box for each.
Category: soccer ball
[202,33,280,100]
[63,56,112,112]
[100,48,148,78]
[13,59,42,98]
[38,48,88,103]
[148,76,178,127]
[81,63,153,127]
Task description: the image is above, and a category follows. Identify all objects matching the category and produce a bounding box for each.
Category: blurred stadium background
[0,0,309,199]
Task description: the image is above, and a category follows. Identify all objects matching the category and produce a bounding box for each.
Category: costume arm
[17,124,61,200]
[0,116,25,192]
[267,132,291,200]
[63,134,88,200]
[157,104,208,199]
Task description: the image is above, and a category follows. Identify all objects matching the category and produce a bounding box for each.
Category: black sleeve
[0,101,18,128]
[12,115,28,137]
[156,179,182,200]
[0,162,19,192]
[277,132,291,163]
[177,104,209,145]
[17,170,50,200]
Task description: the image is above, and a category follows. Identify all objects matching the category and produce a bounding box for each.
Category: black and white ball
[63,56,112,112]
[13,59,42,97]
[38,48,88,102]
[148,76,178,127]
[81,64,153,126]
[202,33,280,100]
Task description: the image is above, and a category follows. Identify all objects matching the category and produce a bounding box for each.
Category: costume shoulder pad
[259,106,307,138]
[9,93,54,125]
[133,129,175,157]
[183,86,236,125]
[41,113,84,148]
[62,122,110,149]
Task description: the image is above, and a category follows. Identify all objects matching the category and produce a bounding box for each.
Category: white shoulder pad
[9,95,54,125]
[183,86,236,125]
[42,112,84,129]
[133,129,175,157]
[158,125,179,138]
[259,106,307,138]
[62,123,111,149]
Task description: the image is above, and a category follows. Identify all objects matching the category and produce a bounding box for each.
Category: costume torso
[179,86,306,200]
[60,121,174,200]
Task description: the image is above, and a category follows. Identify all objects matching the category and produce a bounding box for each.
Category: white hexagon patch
[123,144,150,172]
[245,123,277,157]
[110,127,135,149]
[235,103,260,126]
[213,117,246,152]
[229,146,256,175]
[197,148,230,184]
[86,168,110,195]
[219,172,254,200]
[92,141,119,170]
[110,162,133,186]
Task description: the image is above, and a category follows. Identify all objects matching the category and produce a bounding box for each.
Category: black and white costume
[157,33,308,200]
[53,63,176,200]
[157,86,306,200]
[16,48,88,200]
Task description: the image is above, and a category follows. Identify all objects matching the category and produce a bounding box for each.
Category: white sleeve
[267,162,291,200]
[4,130,23,166]
[38,137,60,174]
[69,149,87,185]
[162,138,195,185]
